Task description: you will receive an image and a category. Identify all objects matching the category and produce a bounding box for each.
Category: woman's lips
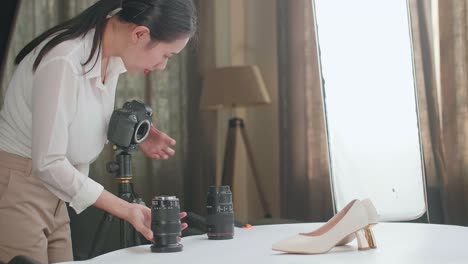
[144,69,150,74]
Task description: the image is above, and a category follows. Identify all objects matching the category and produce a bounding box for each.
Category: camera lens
[151,196,183,253]
[206,186,234,240]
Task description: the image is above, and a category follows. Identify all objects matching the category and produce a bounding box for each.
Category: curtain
[411,0,468,226]
[437,0,468,225]
[277,0,333,222]
[409,0,445,224]
[1,0,203,258]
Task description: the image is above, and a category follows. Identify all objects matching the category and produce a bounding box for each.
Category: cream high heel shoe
[272,199,378,254]
[336,198,379,249]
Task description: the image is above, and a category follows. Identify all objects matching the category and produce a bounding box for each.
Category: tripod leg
[88,212,116,258]
[239,123,272,218]
[221,119,238,191]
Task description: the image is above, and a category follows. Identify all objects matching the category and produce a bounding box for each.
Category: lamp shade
[200,65,271,110]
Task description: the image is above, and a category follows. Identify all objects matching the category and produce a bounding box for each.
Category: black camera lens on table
[151,196,183,253]
[206,185,235,240]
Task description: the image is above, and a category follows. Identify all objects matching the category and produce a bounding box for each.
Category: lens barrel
[151,196,183,253]
[206,186,234,240]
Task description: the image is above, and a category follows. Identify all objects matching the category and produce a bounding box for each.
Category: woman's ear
[131,26,151,45]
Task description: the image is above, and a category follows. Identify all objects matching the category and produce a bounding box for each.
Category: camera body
[107,100,153,150]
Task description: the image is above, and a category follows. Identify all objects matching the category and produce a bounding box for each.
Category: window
[313,0,426,221]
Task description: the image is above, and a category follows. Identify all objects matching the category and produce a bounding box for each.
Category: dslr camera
[107,100,153,150]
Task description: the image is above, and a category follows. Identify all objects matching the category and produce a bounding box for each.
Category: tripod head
[106,148,133,180]
[105,148,138,203]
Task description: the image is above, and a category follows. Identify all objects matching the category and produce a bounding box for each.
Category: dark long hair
[15,0,197,72]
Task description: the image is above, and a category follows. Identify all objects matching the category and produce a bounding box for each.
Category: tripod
[221,117,271,218]
[88,148,146,258]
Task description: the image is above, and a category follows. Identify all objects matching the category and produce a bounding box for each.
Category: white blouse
[0,29,127,213]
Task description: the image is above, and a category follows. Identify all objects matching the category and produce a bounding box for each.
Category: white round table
[62,223,468,264]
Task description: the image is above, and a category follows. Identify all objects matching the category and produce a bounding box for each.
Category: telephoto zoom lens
[206,186,234,240]
[151,196,183,253]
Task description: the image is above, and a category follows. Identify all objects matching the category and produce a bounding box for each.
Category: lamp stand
[221,118,272,219]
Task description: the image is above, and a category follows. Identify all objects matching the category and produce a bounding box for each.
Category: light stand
[221,117,272,218]
[200,65,272,220]
[88,147,146,258]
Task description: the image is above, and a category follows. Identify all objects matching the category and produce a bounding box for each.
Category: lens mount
[134,119,151,144]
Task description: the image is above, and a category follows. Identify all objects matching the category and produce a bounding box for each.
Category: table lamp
[200,65,272,218]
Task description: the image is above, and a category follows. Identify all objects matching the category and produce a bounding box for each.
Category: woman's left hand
[139,125,176,160]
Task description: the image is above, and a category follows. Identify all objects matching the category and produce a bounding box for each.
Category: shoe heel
[356,225,377,250]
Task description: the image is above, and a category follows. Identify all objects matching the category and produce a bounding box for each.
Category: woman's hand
[126,203,153,241]
[139,125,176,160]
[126,203,188,241]
[179,211,189,240]
[94,191,188,242]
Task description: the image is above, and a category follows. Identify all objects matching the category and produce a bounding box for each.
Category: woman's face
[120,26,190,74]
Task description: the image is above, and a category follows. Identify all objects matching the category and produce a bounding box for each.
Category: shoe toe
[272,235,321,254]
[272,235,300,252]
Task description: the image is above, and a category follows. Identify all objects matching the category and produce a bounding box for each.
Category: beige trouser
[0,151,73,264]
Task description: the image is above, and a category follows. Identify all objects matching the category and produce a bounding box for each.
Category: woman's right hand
[94,190,188,242]
[94,191,154,241]
[126,203,153,241]
[126,204,189,242]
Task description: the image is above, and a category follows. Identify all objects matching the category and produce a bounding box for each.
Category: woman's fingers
[157,130,176,146]
[141,227,154,241]
[165,136,176,146]
[165,147,175,156]
[129,205,154,241]
[150,147,174,160]
[178,223,189,242]
[179,212,187,219]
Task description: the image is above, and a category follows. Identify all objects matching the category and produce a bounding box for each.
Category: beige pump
[272,199,379,254]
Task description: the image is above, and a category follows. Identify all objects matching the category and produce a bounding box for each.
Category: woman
[0,0,197,263]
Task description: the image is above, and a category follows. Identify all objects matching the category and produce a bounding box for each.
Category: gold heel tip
[356,226,377,250]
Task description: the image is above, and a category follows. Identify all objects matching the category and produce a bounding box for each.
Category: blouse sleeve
[32,57,103,214]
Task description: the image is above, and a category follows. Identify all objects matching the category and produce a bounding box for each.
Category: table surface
[62,222,468,264]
